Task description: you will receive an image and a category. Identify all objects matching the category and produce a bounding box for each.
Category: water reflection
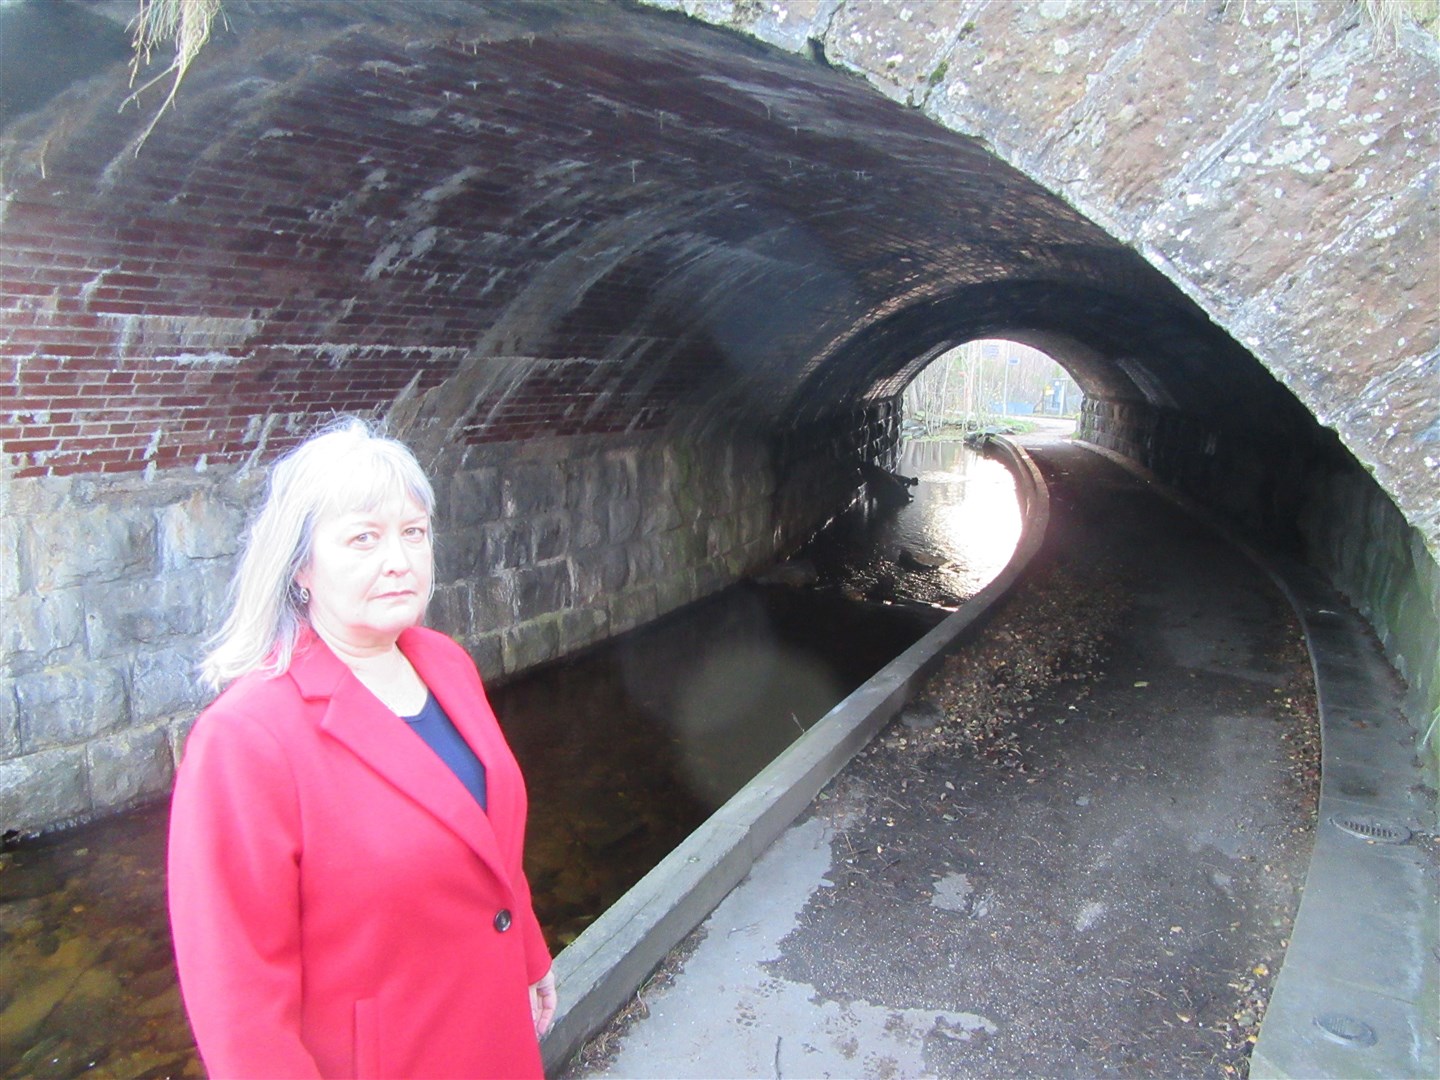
[0,804,198,1079]
[0,438,1017,1075]
[806,440,1019,608]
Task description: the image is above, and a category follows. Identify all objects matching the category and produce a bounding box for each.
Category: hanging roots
[124,0,225,151]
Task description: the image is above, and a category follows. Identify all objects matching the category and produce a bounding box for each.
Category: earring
[298,586,311,604]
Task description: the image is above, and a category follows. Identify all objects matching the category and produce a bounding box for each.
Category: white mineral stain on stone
[1075,900,1106,931]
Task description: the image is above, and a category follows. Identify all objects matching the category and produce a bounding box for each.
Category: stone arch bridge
[0,0,1435,837]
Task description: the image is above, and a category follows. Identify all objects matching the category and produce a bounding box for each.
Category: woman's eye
[404,526,428,540]
[351,531,376,545]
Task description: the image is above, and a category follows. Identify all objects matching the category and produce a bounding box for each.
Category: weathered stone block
[609,585,658,636]
[426,581,473,642]
[654,528,706,569]
[828,0,968,107]
[928,0,1164,172]
[736,502,774,547]
[132,647,205,722]
[467,633,505,682]
[513,561,573,622]
[627,536,666,583]
[0,746,89,833]
[0,518,19,603]
[0,680,18,758]
[7,589,87,676]
[683,0,838,54]
[562,456,600,512]
[19,510,156,592]
[470,573,518,630]
[693,558,730,601]
[637,448,683,504]
[501,618,560,675]
[159,490,244,569]
[572,512,605,551]
[532,514,570,561]
[482,520,532,573]
[502,461,567,517]
[601,450,639,501]
[558,606,609,655]
[196,559,235,627]
[436,526,487,580]
[16,664,128,752]
[655,572,696,618]
[606,498,642,544]
[87,723,175,808]
[168,712,199,763]
[83,574,208,659]
[573,546,630,603]
[642,495,685,538]
[707,515,739,560]
[450,467,503,526]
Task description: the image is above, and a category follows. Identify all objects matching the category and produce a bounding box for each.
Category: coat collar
[286,626,514,897]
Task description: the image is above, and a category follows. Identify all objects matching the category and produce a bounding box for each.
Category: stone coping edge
[1074,440,1438,1080]
[540,437,1050,1073]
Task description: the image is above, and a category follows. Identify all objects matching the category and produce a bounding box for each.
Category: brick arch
[0,0,1435,830]
[668,0,1437,550]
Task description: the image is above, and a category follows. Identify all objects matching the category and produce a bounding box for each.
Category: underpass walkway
[564,435,1435,1079]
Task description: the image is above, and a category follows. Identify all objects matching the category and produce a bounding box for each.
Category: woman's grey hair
[201,416,436,690]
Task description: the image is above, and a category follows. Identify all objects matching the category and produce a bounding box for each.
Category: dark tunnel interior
[0,0,1335,498]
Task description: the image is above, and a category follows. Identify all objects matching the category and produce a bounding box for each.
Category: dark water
[500,586,938,948]
[0,439,1015,1076]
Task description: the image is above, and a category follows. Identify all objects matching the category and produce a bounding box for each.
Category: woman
[168,417,556,1079]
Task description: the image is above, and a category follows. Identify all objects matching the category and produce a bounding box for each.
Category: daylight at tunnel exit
[0,1,1436,1079]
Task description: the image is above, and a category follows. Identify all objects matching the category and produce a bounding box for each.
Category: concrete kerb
[540,437,1050,1073]
[1073,441,1439,1080]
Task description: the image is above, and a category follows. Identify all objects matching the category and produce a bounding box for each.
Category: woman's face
[295,491,433,653]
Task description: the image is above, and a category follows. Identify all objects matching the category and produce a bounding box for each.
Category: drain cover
[1314,1013,1377,1047]
[1329,815,1412,844]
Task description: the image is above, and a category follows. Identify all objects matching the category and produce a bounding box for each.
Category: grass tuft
[1362,0,1440,41]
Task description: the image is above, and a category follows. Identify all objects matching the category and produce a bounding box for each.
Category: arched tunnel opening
[0,0,1435,1076]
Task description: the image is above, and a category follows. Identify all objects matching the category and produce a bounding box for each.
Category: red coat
[168,626,552,1079]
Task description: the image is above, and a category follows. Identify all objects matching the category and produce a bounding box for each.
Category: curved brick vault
[0,1,1271,467]
[0,0,1435,830]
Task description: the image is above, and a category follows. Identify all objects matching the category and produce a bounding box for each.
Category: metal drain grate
[1329,815,1412,844]
[1314,1013,1377,1047]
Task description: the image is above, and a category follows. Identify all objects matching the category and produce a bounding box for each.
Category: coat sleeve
[512,851,553,986]
[168,703,324,1080]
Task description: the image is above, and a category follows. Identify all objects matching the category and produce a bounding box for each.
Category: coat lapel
[289,632,515,899]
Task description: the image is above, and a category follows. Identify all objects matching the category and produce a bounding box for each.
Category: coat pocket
[353,997,381,1080]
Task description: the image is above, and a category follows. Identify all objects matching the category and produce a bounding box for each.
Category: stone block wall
[1,468,252,835]
[1298,460,1440,750]
[0,403,895,835]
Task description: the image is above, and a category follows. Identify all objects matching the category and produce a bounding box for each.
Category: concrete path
[561,436,1437,1079]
